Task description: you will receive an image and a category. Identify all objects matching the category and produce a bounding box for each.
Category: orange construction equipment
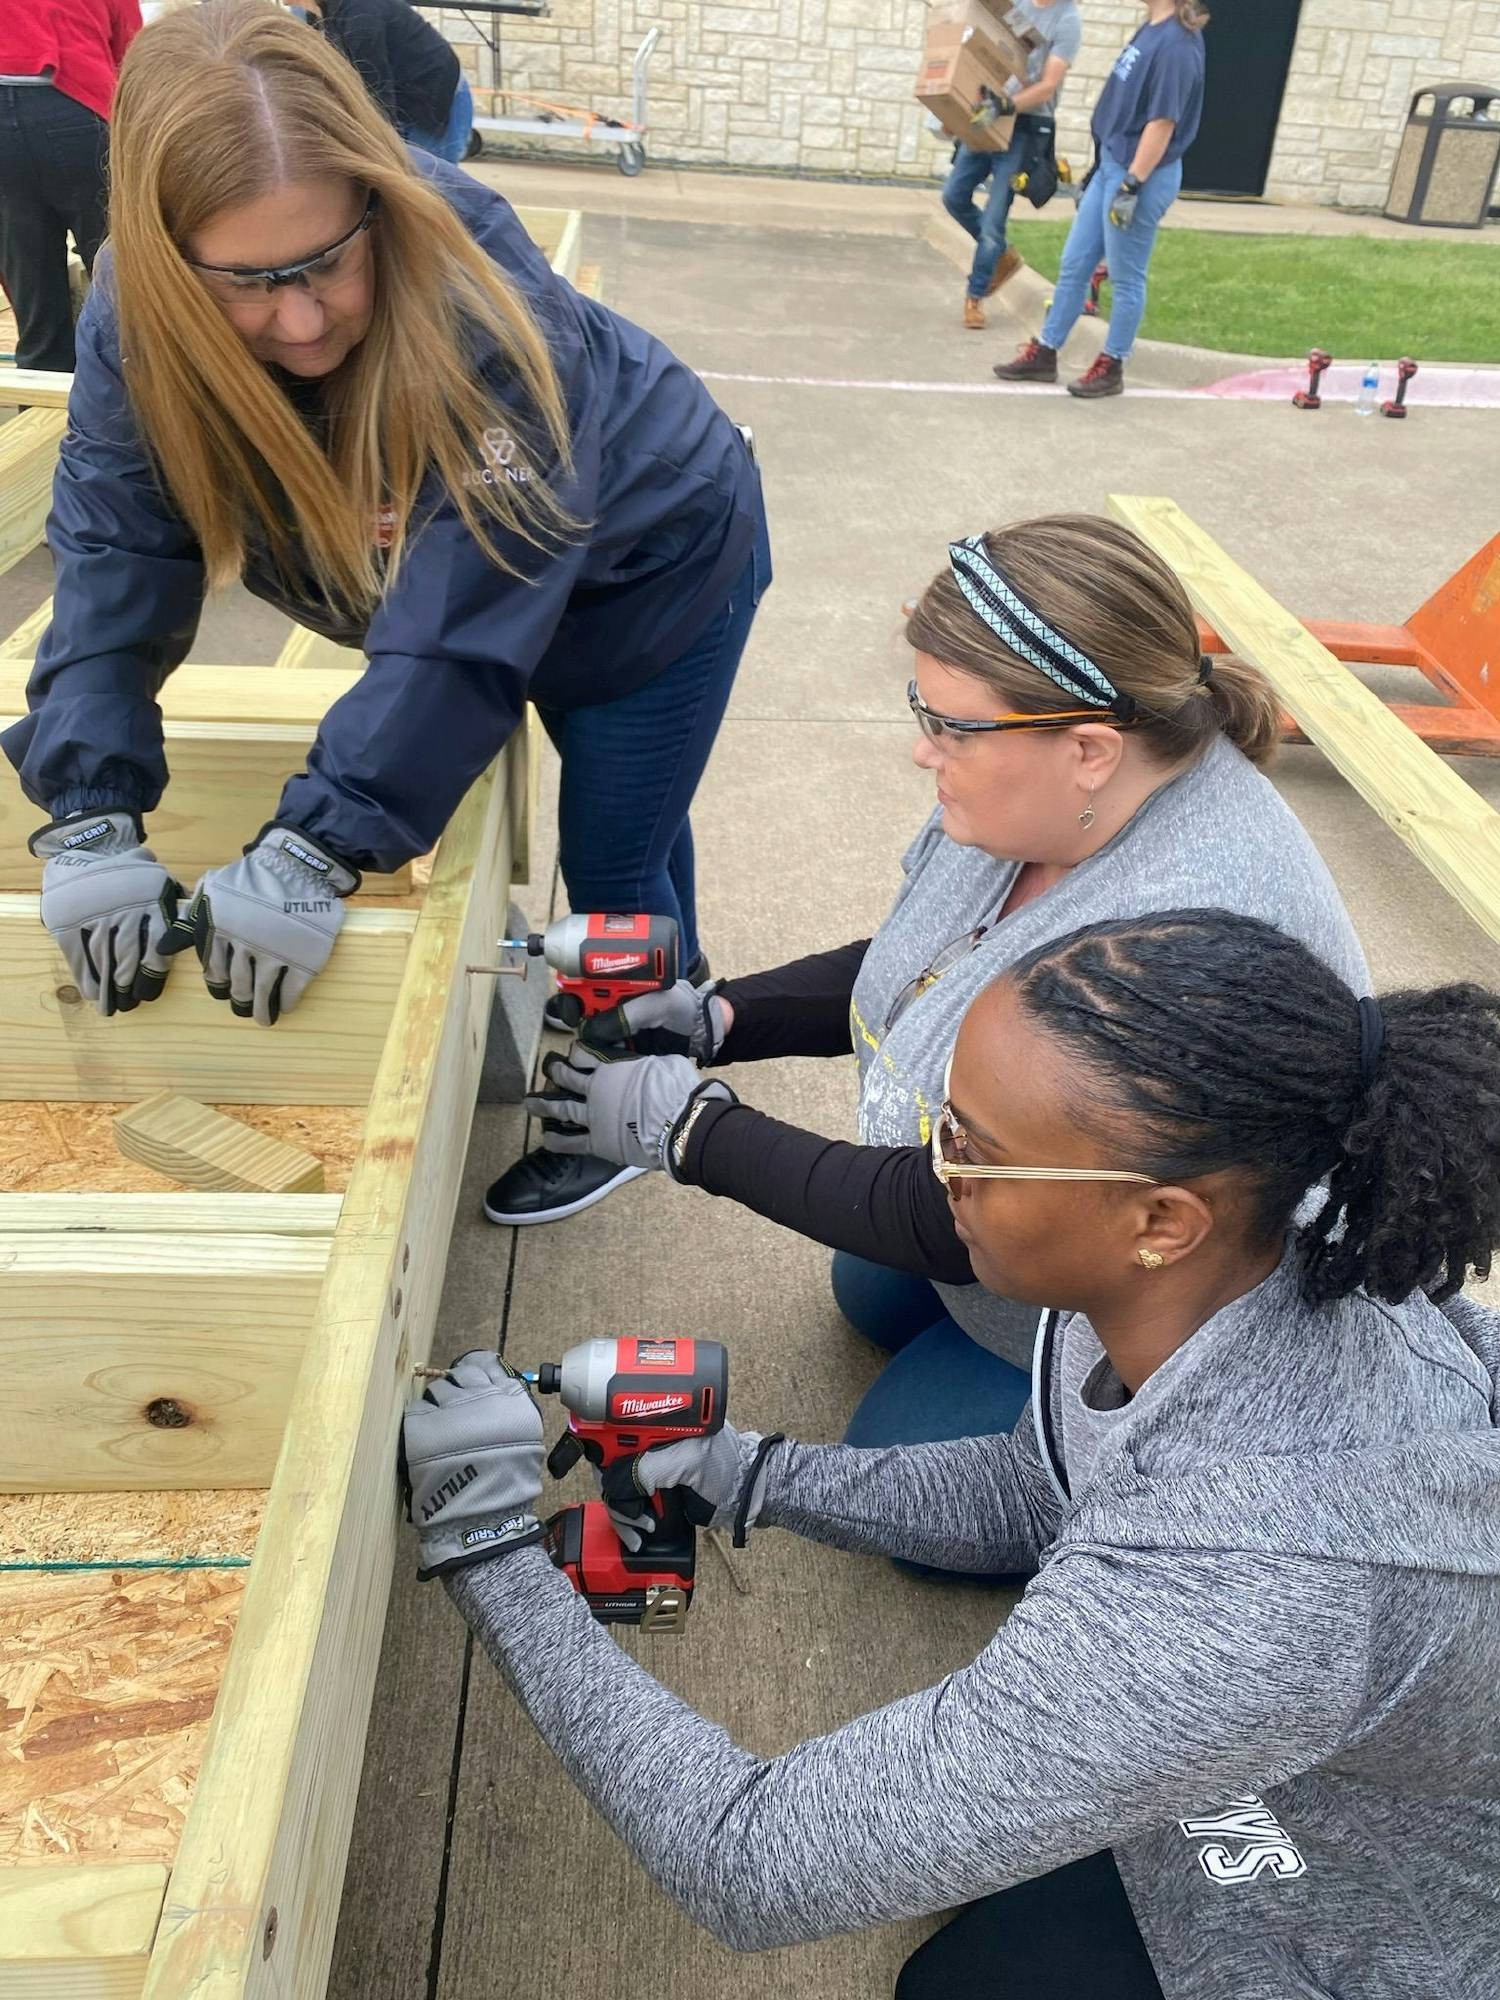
[1198,531,1500,758]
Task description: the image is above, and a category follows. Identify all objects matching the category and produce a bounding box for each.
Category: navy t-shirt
[1091,18,1206,168]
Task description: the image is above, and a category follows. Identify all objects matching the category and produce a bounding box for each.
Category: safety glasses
[907,679,1108,746]
[929,1065,1157,1190]
[188,193,378,305]
[885,922,993,1032]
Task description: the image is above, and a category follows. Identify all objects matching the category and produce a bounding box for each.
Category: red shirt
[0,0,142,123]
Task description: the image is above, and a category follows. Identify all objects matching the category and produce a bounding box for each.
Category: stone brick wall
[426,0,1500,209]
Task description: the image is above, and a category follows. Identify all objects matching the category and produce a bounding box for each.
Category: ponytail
[1008,910,1500,1306]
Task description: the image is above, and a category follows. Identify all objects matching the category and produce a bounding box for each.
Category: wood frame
[1107,494,1500,947]
[2,207,576,1999]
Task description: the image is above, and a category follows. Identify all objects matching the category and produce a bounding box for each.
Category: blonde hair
[108,0,575,619]
[906,516,1280,768]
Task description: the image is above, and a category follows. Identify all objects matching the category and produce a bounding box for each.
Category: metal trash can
[1385,83,1500,228]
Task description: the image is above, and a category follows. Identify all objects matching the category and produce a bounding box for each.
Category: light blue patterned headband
[948,536,1137,722]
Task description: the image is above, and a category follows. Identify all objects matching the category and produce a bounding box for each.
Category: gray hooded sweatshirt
[848,733,1369,1366]
[452,1252,1500,1997]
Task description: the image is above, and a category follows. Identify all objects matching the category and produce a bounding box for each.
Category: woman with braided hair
[404,908,1500,1997]
[517,515,1368,1514]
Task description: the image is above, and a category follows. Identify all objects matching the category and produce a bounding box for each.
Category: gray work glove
[582,976,729,1061]
[526,1045,735,1174]
[600,1421,782,1552]
[167,823,361,1025]
[399,1351,545,1581]
[30,810,185,1017]
[1109,175,1142,229]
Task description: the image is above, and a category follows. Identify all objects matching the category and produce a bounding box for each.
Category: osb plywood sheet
[0,1567,243,1865]
[0,1490,265,1567]
[1,1102,364,1193]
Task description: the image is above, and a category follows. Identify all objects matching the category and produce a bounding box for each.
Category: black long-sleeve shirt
[680,941,976,1287]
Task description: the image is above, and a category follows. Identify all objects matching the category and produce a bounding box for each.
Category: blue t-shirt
[1091,18,1205,168]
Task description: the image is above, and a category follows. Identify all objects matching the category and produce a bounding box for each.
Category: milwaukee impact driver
[501,912,679,1028]
[532,1335,728,1633]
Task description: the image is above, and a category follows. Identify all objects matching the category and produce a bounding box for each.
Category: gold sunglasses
[929,1064,1157,1189]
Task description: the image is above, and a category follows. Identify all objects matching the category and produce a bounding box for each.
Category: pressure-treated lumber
[0,1863,166,1999]
[0,410,66,577]
[0,663,361,725]
[0,716,409,896]
[0,1192,341,1236]
[0,368,72,411]
[516,204,580,283]
[2,1104,363,1195]
[271,626,363,671]
[0,901,416,1104]
[141,744,516,1999]
[113,1094,324,1194]
[0,597,53,660]
[0,1230,326,1489]
[1107,495,1500,948]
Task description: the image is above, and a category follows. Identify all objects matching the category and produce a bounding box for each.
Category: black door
[1181,0,1303,197]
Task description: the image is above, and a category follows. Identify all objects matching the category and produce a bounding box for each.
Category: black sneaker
[542,949,712,1035]
[483,1146,646,1225]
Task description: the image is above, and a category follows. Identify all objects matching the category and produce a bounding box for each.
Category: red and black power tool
[533,1335,728,1633]
[1293,348,1333,410]
[502,912,679,1028]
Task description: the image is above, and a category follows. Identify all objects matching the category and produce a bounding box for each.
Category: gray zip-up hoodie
[451,1254,1500,1997]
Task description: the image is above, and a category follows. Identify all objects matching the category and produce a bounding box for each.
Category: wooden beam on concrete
[0,1230,325,1489]
[1108,494,1500,949]
[0,367,72,411]
[0,595,53,660]
[0,899,416,1104]
[0,409,65,577]
[114,1093,325,1194]
[0,1192,342,1236]
[0,1863,165,1999]
[0,712,410,896]
[140,743,517,2000]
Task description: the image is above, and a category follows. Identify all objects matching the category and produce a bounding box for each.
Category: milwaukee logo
[614,1393,693,1418]
[586,953,648,974]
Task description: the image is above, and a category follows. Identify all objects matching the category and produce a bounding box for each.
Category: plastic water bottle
[1356,363,1380,416]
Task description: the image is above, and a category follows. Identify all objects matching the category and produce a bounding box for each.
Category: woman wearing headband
[3,0,767,1026]
[520,516,1366,1480]
[406,910,1500,1996]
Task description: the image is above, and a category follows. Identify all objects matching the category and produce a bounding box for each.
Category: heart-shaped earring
[1137,1247,1164,1270]
[1078,783,1097,831]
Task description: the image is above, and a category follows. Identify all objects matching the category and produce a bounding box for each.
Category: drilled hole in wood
[145,1397,193,1429]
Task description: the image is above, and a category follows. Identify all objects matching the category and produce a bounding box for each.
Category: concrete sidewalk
[321,207,1500,2000]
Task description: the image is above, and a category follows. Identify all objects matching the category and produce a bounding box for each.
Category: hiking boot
[962,295,986,331]
[483,1146,646,1226]
[992,338,1058,383]
[1067,353,1124,399]
[985,246,1023,295]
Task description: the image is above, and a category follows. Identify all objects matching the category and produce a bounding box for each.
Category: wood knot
[145,1397,193,1429]
[55,983,81,1005]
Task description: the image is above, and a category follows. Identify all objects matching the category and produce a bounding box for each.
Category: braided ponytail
[1007,910,1500,1306]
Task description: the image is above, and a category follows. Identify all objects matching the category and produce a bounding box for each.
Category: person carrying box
[942,0,1081,332]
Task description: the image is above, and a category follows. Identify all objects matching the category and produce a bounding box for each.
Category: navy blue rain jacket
[3,157,769,874]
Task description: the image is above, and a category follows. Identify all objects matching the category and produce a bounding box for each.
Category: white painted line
[697,367,1499,410]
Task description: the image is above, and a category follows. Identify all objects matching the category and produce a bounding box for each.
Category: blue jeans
[942,132,1030,299]
[1041,153,1182,363]
[833,1254,1033,1583]
[536,553,761,969]
[404,77,474,164]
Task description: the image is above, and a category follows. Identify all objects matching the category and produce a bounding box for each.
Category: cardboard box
[915,37,1019,152]
[924,1,1038,80]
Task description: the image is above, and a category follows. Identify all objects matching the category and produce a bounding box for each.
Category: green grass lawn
[1005,220,1500,363]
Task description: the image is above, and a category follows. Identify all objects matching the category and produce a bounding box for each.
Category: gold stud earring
[1137,1248,1164,1270]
